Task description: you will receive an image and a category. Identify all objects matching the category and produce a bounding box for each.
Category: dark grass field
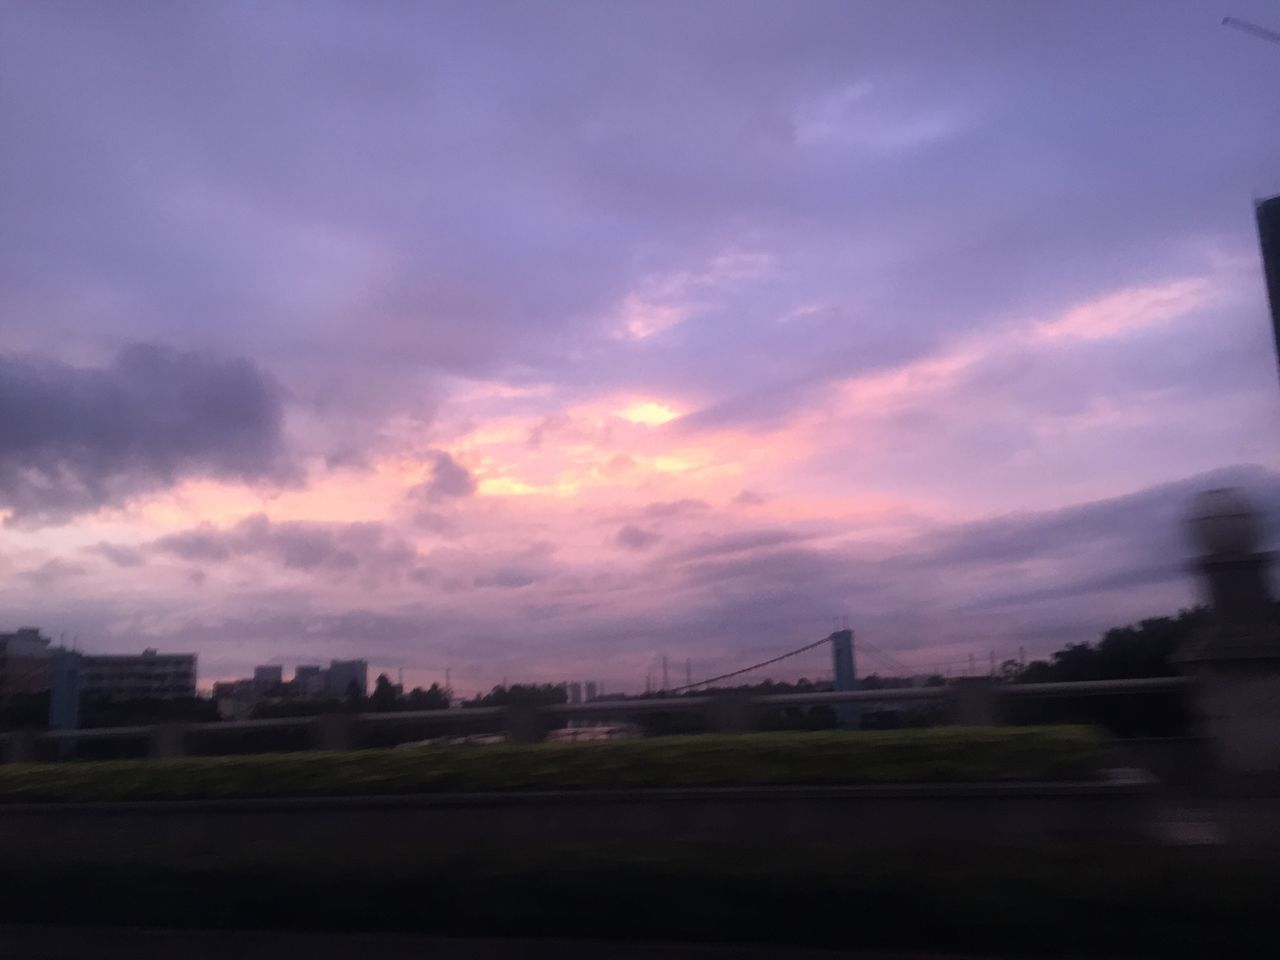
[0,727,1106,802]
[1,726,1243,956]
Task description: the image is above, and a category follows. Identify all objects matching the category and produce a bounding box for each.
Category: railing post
[707,692,755,734]
[950,678,1000,726]
[312,714,355,751]
[504,703,546,743]
[149,723,187,758]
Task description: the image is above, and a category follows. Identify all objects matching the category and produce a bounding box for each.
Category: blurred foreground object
[1258,195,1280,384]
[1179,488,1280,785]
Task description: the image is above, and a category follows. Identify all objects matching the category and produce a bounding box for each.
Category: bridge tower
[831,629,858,728]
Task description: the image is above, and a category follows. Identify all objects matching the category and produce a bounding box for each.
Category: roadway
[0,927,996,959]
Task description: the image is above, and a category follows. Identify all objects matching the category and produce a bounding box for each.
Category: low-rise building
[80,649,197,700]
[292,665,327,697]
[0,627,53,696]
[212,678,255,720]
[252,664,284,695]
[326,659,368,698]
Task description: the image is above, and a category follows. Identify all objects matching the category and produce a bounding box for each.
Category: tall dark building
[1256,195,1280,376]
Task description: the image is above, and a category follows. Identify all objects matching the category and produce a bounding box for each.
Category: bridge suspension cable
[670,634,833,693]
[856,637,913,676]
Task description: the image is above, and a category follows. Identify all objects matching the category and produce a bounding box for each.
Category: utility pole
[662,655,669,693]
[1222,18,1280,389]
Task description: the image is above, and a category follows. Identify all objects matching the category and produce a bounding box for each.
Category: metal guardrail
[39,725,153,741]
[544,696,712,716]
[0,676,1195,762]
[758,687,950,707]
[1003,677,1191,697]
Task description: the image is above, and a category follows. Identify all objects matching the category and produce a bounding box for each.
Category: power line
[671,634,833,693]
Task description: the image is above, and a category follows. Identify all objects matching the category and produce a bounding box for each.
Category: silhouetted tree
[1015,607,1210,685]
[343,678,365,712]
[370,674,400,712]
[405,683,449,710]
[464,683,567,708]
[1003,607,1208,736]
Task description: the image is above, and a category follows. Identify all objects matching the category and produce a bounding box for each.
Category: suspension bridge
[662,627,993,696]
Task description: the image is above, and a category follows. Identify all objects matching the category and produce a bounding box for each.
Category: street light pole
[1222,16,1280,386]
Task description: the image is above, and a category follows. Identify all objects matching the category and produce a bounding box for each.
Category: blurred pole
[1256,196,1280,387]
[49,650,81,731]
[1178,490,1280,788]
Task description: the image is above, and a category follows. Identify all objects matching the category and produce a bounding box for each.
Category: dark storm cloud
[84,542,147,568]
[615,524,661,551]
[20,559,88,587]
[410,451,476,503]
[641,499,710,519]
[669,529,819,563]
[603,499,709,529]
[153,515,416,577]
[969,564,1186,610]
[473,567,541,590]
[0,344,293,526]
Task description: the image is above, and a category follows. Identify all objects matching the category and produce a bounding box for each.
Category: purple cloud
[85,542,147,568]
[615,524,662,551]
[411,451,476,502]
[153,516,416,578]
[4,2,1280,692]
[0,345,293,526]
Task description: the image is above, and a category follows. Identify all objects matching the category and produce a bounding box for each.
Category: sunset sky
[3,0,1280,695]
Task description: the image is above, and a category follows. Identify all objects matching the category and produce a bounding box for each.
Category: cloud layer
[0,345,292,525]
[3,1,1280,690]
